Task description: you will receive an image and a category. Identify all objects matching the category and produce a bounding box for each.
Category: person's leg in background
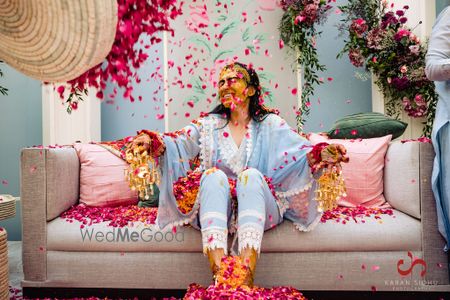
[435,123,450,245]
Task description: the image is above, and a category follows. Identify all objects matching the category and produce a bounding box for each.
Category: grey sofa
[20,140,450,291]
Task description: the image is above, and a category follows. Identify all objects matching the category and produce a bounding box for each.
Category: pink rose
[400,65,408,73]
[414,94,426,106]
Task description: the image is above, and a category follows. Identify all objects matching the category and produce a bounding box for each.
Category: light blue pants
[198,167,283,255]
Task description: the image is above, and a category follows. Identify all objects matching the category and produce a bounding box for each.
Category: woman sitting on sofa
[130,62,348,287]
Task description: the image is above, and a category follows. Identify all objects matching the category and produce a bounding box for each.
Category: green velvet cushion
[328,112,408,139]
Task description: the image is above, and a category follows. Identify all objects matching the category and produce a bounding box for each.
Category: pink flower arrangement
[338,0,438,137]
[59,0,183,113]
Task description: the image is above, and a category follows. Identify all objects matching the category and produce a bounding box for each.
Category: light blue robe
[426,6,450,244]
[155,113,322,233]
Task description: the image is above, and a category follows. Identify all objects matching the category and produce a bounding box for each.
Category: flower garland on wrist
[337,0,438,137]
[279,0,333,131]
[125,130,165,200]
[307,143,347,212]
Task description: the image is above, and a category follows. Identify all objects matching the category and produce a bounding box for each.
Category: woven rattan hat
[0,0,118,82]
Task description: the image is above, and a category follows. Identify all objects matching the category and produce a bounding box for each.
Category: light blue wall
[0,63,42,240]
[437,0,450,14]
[303,0,372,132]
[101,42,165,141]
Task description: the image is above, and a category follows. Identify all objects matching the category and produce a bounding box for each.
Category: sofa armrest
[419,142,449,284]
[384,141,421,219]
[20,147,79,282]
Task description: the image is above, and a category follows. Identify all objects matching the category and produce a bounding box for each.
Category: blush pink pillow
[308,133,392,208]
[74,143,138,207]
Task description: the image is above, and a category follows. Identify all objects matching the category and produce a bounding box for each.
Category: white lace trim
[199,118,214,169]
[275,197,290,217]
[237,223,264,254]
[218,119,254,175]
[273,178,314,218]
[200,211,228,224]
[202,227,228,255]
[293,212,323,232]
[275,178,314,199]
[244,120,254,166]
[238,209,265,222]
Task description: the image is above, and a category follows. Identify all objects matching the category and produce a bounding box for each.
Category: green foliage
[66,88,87,114]
[279,5,330,131]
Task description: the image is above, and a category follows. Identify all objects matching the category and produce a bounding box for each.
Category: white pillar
[371,0,436,139]
[42,84,101,145]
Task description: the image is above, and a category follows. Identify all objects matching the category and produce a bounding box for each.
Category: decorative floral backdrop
[165,0,300,131]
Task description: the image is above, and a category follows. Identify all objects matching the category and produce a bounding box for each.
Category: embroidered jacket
[156,113,322,232]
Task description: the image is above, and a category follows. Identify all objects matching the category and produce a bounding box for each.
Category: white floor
[7,241,23,290]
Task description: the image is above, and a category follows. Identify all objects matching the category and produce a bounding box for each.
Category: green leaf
[218,15,227,22]
[220,21,237,37]
[193,78,206,95]
[190,36,212,54]
[0,86,8,96]
[242,28,250,41]
[213,50,234,62]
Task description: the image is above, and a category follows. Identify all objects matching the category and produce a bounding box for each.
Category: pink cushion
[308,133,392,208]
[74,143,138,207]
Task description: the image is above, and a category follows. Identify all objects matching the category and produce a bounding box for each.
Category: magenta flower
[381,11,398,29]
[414,94,426,106]
[301,3,320,26]
[367,28,386,50]
[350,18,368,37]
[391,77,410,90]
[348,48,365,67]
[394,28,411,42]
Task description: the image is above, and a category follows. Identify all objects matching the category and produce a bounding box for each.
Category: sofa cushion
[261,209,421,252]
[74,143,138,207]
[328,112,408,140]
[308,133,392,208]
[47,209,420,252]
